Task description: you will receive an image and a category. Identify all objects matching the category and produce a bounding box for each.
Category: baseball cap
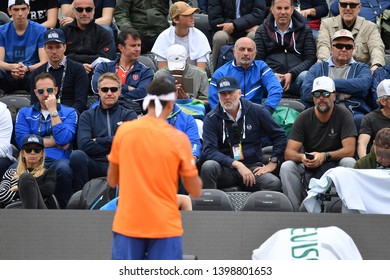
[44,29,66,44]
[217,76,240,93]
[376,79,390,99]
[8,0,29,8]
[170,1,199,20]
[21,134,44,149]
[167,44,188,71]
[331,29,354,42]
[311,76,335,93]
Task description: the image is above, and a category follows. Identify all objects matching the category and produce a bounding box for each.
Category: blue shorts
[112,232,183,260]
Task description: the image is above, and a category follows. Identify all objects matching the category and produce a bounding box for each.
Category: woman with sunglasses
[0,134,56,209]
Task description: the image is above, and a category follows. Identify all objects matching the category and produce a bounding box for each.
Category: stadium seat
[4,194,61,209]
[138,55,157,72]
[242,191,294,212]
[0,11,10,25]
[278,99,306,113]
[191,189,234,211]
[194,13,212,48]
[226,191,251,211]
[0,94,31,120]
[66,190,82,209]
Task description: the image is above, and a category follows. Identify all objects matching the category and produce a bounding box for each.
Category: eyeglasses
[74,7,94,13]
[312,91,332,98]
[23,147,43,154]
[36,88,55,94]
[339,2,360,9]
[332,43,354,50]
[99,87,119,93]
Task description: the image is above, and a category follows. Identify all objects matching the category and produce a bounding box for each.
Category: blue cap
[217,76,240,93]
[44,28,66,45]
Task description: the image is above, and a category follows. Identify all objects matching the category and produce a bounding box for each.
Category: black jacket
[254,10,316,79]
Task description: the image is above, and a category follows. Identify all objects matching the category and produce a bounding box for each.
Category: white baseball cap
[8,0,29,8]
[311,76,336,93]
[166,44,188,71]
[377,79,390,99]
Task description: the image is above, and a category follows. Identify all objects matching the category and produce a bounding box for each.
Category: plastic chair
[138,55,157,72]
[278,99,306,113]
[194,13,212,48]
[226,191,251,211]
[66,190,82,209]
[0,11,10,25]
[191,189,234,211]
[242,191,294,212]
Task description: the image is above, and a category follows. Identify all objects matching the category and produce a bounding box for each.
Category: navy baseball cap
[22,134,44,149]
[44,29,66,45]
[217,76,240,93]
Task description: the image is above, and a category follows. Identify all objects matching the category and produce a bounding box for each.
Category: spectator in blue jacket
[15,72,77,208]
[70,73,138,192]
[201,76,287,192]
[91,27,154,104]
[208,37,282,113]
[302,29,373,132]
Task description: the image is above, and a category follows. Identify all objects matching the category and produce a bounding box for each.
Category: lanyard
[46,62,67,103]
[37,113,53,137]
[364,0,383,16]
[225,120,244,147]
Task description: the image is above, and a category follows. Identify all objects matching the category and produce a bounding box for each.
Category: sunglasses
[100,87,119,93]
[332,43,354,50]
[339,2,360,9]
[74,7,94,13]
[36,88,55,94]
[312,91,332,98]
[24,147,43,154]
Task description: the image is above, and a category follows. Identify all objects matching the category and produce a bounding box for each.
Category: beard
[315,101,333,113]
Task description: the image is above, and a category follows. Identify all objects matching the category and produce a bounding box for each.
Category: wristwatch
[50,111,59,118]
[269,156,278,164]
[325,152,331,162]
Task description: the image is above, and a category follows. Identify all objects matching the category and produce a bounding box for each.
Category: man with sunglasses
[317,0,384,73]
[280,76,357,211]
[70,73,137,192]
[302,29,373,132]
[15,72,78,208]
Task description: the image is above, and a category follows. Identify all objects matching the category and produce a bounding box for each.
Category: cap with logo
[376,79,390,99]
[311,76,335,93]
[217,76,240,93]
[331,29,354,42]
[167,44,188,71]
[44,28,66,45]
[21,134,44,149]
[170,1,199,20]
[8,0,29,8]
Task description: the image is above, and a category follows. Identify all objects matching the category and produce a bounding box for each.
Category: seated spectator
[0,0,59,29]
[0,0,47,93]
[280,76,357,211]
[60,0,116,76]
[0,102,15,179]
[355,127,390,169]
[302,29,373,132]
[70,73,137,192]
[151,2,210,72]
[357,79,390,158]
[209,37,282,113]
[254,0,316,98]
[317,0,384,73]
[154,44,208,120]
[201,76,287,192]
[15,72,77,208]
[114,0,192,54]
[208,0,265,72]
[59,0,116,39]
[91,27,154,106]
[197,0,208,14]
[29,28,88,115]
[0,134,56,209]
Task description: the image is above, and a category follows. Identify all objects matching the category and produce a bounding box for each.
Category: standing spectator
[208,0,265,72]
[280,76,357,211]
[357,79,390,158]
[15,72,77,208]
[29,28,89,115]
[317,0,385,73]
[114,0,192,54]
[0,102,15,179]
[0,0,48,93]
[209,37,282,113]
[70,73,137,192]
[60,0,115,76]
[201,76,287,192]
[107,76,202,260]
[0,134,56,209]
[151,1,211,71]
[254,0,316,98]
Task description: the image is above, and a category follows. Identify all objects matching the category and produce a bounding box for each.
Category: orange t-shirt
[108,116,198,238]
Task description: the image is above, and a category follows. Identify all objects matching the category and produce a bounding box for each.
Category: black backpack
[215,43,234,70]
[79,177,117,210]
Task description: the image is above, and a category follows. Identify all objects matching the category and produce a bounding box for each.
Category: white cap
[8,0,29,8]
[166,44,188,71]
[377,79,390,99]
[311,76,335,93]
